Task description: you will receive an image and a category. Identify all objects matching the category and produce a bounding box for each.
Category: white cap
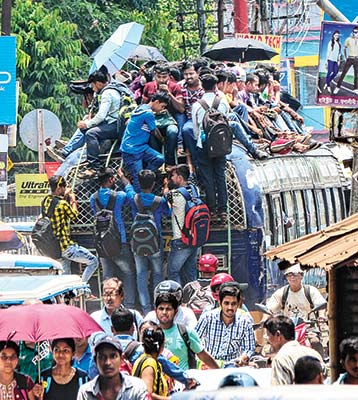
[284,263,304,275]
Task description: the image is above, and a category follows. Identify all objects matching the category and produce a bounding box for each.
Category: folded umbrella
[202,38,278,63]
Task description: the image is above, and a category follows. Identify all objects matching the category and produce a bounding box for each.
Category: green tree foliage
[9,0,88,161]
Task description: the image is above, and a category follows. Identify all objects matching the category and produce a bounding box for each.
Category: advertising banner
[15,174,49,207]
[0,134,8,200]
[235,33,281,64]
[316,21,358,108]
[0,36,17,125]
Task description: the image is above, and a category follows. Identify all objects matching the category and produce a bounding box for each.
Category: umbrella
[0,222,23,250]
[90,22,144,75]
[0,303,103,342]
[202,38,278,63]
[129,45,167,61]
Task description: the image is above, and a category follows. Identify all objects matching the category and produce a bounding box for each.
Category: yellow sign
[235,33,282,64]
[15,174,49,207]
[7,156,13,171]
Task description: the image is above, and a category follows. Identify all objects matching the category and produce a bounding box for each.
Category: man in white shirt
[192,74,230,224]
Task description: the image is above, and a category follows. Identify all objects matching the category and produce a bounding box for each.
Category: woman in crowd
[0,340,35,400]
[132,326,168,399]
[324,30,342,93]
[33,338,88,400]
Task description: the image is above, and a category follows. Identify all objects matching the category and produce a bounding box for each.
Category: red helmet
[210,273,234,300]
[198,254,218,273]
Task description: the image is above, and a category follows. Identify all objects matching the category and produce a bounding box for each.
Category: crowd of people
[1,265,358,399]
[13,57,353,399]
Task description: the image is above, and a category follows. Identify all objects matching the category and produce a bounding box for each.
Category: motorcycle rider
[264,262,327,355]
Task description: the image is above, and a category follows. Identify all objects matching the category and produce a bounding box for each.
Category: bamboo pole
[328,268,338,382]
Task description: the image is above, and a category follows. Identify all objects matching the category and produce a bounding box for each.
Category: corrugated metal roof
[264,214,358,271]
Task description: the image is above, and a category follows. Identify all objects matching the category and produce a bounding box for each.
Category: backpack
[177,324,197,369]
[120,340,141,375]
[31,197,62,259]
[174,186,210,247]
[199,96,232,158]
[281,284,314,310]
[133,355,162,394]
[130,194,161,256]
[186,281,216,318]
[93,191,122,258]
[14,372,31,400]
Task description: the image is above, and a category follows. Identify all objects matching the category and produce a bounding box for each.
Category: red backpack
[174,186,210,247]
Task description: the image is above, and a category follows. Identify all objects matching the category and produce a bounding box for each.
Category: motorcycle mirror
[308,302,327,316]
[255,303,273,316]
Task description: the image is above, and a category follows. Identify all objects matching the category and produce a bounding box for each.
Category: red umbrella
[0,303,103,342]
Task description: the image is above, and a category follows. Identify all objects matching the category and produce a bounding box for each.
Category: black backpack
[93,191,122,258]
[31,197,62,259]
[130,194,161,256]
[199,96,232,158]
[281,284,314,310]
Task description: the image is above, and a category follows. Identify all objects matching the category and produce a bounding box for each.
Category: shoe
[177,147,187,157]
[46,146,64,163]
[328,86,331,94]
[55,139,68,150]
[323,84,328,91]
[253,149,269,159]
[333,87,340,94]
[354,89,358,95]
[78,169,97,179]
[300,134,312,145]
[309,141,322,150]
[218,212,228,224]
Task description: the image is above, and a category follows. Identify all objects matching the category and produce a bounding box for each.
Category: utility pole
[196,0,208,54]
[217,0,224,40]
[1,0,12,36]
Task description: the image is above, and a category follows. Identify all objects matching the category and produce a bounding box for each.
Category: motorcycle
[254,302,328,358]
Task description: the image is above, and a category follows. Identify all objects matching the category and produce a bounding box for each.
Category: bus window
[293,191,307,236]
[332,187,345,221]
[304,190,318,233]
[266,194,284,246]
[322,188,334,225]
[314,189,327,229]
[263,195,272,248]
[272,194,284,246]
[281,191,297,242]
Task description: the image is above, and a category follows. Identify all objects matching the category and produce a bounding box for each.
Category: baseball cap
[94,335,122,353]
[284,263,304,275]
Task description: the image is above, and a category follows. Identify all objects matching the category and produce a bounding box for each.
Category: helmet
[154,280,183,304]
[218,372,258,388]
[210,273,234,301]
[198,254,218,273]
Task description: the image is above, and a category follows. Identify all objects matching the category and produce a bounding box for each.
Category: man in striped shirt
[195,283,255,366]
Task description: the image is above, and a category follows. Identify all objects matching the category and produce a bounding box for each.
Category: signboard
[0,135,8,199]
[0,36,17,125]
[279,59,292,93]
[235,33,281,64]
[15,174,49,207]
[316,21,358,108]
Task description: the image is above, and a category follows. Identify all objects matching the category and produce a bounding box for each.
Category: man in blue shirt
[120,91,170,192]
[89,167,136,308]
[118,168,171,315]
